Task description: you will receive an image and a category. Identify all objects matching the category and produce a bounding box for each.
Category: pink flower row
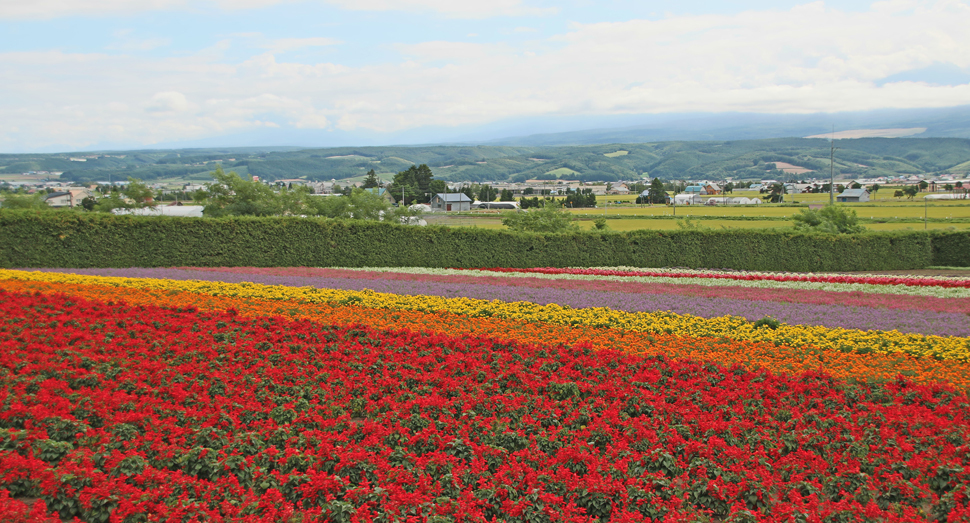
[178,266,970,314]
[459,267,970,288]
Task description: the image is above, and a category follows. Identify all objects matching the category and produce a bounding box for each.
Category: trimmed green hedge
[0,211,965,271]
[929,230,970,268]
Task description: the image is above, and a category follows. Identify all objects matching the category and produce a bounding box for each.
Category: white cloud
[145,92,195,113]
[0,0,555,19]
[262,37,341,53]
[3,1,970,151]
[294,113,331,128]
[106,35,172,52]
[319,0,557,18]
[0,0,189,19]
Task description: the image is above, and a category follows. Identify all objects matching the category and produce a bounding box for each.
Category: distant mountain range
[6,136,969,185]
[28,105,970,154]
[5,105,970,184]
[479,105,970,147]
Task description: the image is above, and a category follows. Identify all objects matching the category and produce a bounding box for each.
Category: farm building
[42,192,74,207]
[113,205,205,217]
[42,188,95,208]
[473,201,520,210]
[364,187,396,205]
[836,188,870,203]
[674,194,703,205]
[430,193,472,212]
[704,197,762,205]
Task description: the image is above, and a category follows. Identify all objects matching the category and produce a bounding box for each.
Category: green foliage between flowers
[1,210,965,270]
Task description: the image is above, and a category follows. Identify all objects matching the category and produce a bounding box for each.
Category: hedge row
[0,211,966,271]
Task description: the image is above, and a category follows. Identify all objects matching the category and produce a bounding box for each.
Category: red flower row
[1,289,968,522]
[460,267,970,288]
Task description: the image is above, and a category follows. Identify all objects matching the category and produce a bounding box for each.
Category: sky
[2,0,970,152]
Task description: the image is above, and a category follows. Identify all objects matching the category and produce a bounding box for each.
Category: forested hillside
[3,138,969,184]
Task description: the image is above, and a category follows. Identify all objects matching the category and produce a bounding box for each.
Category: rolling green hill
[2,138,969,185]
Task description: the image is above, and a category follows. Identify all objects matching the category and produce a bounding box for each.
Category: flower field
[1,267,969,522]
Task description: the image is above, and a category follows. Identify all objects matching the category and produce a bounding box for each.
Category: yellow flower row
[3,269,968,362]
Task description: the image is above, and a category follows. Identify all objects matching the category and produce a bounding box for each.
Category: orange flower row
[4,278,968,391]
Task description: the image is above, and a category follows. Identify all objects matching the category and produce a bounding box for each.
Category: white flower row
[335,266,970,299]
[591,266,970,283]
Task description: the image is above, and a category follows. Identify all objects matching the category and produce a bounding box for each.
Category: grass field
[437,192,970,232]
[573,205,970,220]
[0,173,60,183]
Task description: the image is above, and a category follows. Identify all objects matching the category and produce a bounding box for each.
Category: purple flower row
[33,267,970,338]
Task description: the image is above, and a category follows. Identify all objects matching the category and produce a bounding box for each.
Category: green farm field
[438,194,970,231]
[572,205,970,220]
[573,193,970,220]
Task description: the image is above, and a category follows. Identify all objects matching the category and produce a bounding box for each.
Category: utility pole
[829,127,839,206]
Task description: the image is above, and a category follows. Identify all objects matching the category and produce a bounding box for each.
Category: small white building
[430,193,472,212]
[836,188,870,203]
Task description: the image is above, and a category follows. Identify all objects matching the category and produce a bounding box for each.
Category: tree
[850,182,862,189]
[305,187,397,221]
[903,186,919,200]
[94,177,157,212]
[388,164,435,205]
[792,205,866,234]
[201,166,308,217]
[501,205,580,234]
[477,185,498,202]
[870,184,880,199]
[919,180,929,192]
[724,182,735,194]
[893,190,904,200]
[563,188,595,208]
[362,169,381,189]
[647,178,668,204]
[766,182,786,203]
[523,187,535,195]
[499,189,514,201]
[80,196,97,211]
[121,177,156,207]
[519,196,541,209]
[190,188,209,203]
[428,179,447,197]
[0,192,48,210]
